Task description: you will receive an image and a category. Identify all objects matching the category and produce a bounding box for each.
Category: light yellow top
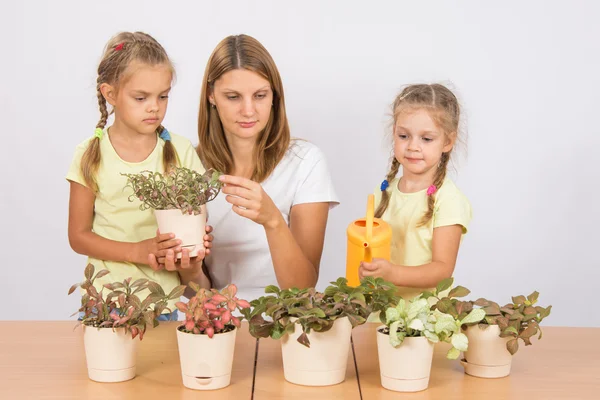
[374,177,472,299]
[66,129,205,312]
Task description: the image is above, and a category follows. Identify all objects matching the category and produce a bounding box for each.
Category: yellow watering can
[345,194,392,287]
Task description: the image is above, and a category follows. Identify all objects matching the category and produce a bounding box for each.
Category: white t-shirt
[205,139,339,302]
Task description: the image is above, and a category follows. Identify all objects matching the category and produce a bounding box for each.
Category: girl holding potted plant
[66,31,212,318]
[196,34,339,301]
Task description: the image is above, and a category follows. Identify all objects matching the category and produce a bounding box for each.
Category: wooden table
[0,322,597,399]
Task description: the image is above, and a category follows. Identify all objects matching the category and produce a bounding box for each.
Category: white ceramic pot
[461,325,512,378]
[176,326,237,390]
[83,325,138,382]
[376,327,434,392]
[280,316,352,386]
[154,206,206,259]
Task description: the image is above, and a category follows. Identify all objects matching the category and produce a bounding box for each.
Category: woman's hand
[219,175,283,229]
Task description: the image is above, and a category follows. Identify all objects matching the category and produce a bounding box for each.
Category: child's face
[110,62,172,136]
[209,68,273,144]
[393,108,454,178]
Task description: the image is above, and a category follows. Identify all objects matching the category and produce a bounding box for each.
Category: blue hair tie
[159,128,171,141]
[380,179,389,191]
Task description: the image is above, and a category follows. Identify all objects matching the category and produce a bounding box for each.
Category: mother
[195,34,338,301]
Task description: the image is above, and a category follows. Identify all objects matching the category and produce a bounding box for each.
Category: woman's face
[209,68,274,143]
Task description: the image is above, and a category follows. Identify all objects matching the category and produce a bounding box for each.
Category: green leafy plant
[242,277,399,348]
[122,167,222,215]
[382,278,485,359]
[431,286,552,355]
[470,292,551,355]
[68,263,186,340]
[176,283,251,338]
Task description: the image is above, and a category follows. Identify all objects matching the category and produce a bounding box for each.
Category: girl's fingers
[360,262,378,271]
[164,250,177,271]
[147,254,163,271]
[158,239,182,250]
[156,232,175,242]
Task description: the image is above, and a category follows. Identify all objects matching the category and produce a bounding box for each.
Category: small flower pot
[83,325,138,382]
[280,316,352,386]
[461,325,512,378]
[176,326,237,390]
[376,327,434,392]
[154,206,206,259]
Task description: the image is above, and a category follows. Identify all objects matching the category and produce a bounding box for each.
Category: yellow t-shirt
[374,177,472,300]
[66,129,205,312]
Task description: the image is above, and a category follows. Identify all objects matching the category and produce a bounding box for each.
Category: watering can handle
[364,194,374,262]
[366,194,374,244]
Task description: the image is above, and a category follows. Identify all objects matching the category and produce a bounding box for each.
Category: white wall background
[1,1,598,326]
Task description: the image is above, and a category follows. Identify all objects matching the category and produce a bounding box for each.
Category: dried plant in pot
[377,278,485,392]
[122,167,222,259]
[68,263,185,382]
[174,283,250,390]
[439,291,552,378]
[242,277,399,387]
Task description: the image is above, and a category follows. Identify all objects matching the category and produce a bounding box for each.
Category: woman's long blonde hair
[196,34,290,182]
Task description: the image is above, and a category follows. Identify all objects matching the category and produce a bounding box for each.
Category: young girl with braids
[66,32,212,319]
[359,84,472,300]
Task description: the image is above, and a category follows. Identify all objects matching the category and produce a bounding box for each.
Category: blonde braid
[374,157,401,218]
[156,124,179,172]
[418,152,450,227]
[80,83,109,192]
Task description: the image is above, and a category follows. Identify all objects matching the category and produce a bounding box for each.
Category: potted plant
[377,278,485,392]
[242,277,399,387]
[68,263,185,382]
[454,292,552,378]
[122,167,222,259]
[174,282,251,390]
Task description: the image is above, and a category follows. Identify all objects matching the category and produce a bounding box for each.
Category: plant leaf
[297,332,310,348]
[507,338,519,355]
[68,283,79,296]
[408,318,424,331]
[460,309,486,325]
[385,307,400,323]
[447,347,461,360]
[84,264,94,281]
[501,326,518,337]
[265,285,280,295]
[527,291,539,305]
[168,285,186,300]
[95,269,110,280]
[424,330,439,343]
[147,281,165,295]
[448,286,471,298]
[436,278,453,294]
[451,332,469,352]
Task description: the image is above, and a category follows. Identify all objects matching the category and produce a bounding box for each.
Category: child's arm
[68,181,181,265]
[360,224,463,288]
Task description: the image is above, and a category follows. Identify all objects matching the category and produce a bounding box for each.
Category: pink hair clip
[427,185,437,196]
[114,42,125,51]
